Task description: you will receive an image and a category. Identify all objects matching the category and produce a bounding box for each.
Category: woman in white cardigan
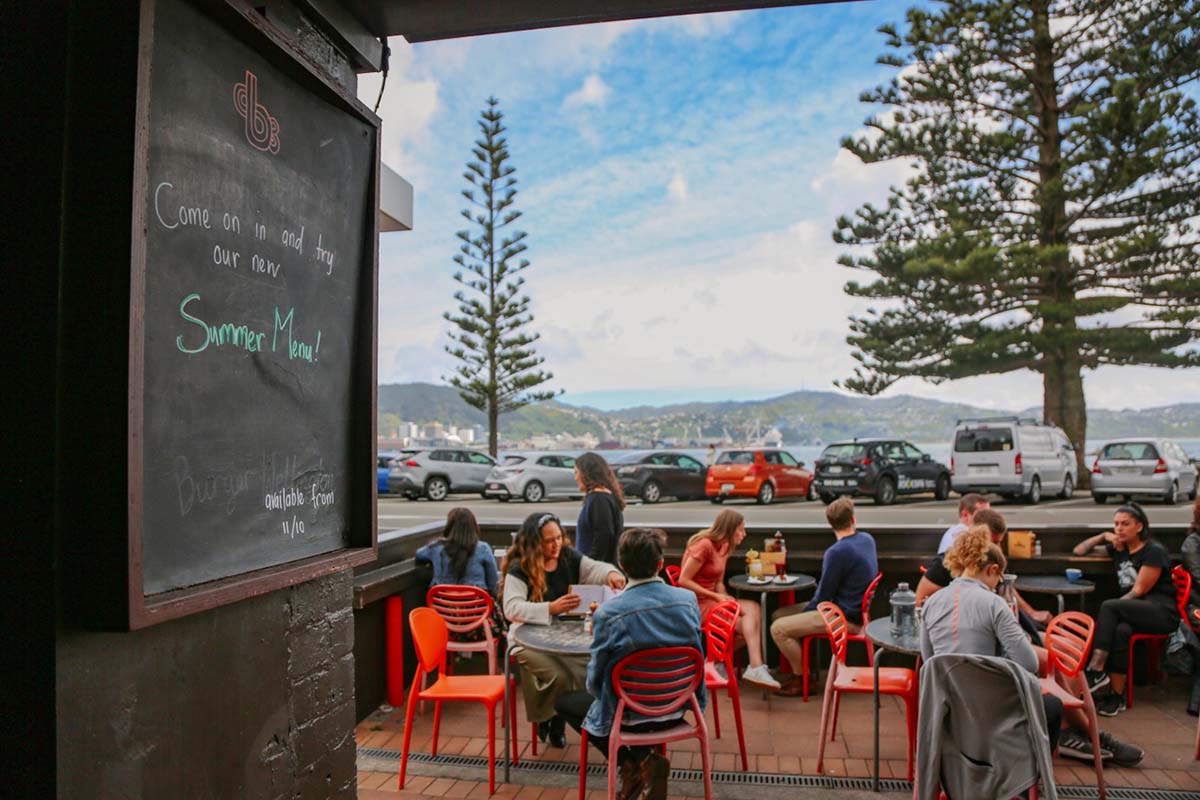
[503,512,624,748]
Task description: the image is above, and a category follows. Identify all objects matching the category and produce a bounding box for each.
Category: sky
[357,1,1200,413]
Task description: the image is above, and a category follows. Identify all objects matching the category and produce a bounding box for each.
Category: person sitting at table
[555,528,705,800]
[502,512,625,748]
[770,496,877,697]
[936,492,991,554]
[678,509,780,689]
[920,527,1064,752]
[415,507,499,595]
[1182,495,1200,715]
[1074,502,1181,717]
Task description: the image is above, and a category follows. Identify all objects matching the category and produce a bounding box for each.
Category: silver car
[387,448,497,500]
[484,452,581,502]
[1091,438,1198,505]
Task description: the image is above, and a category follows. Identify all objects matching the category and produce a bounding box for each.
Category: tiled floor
[356,666,1200,798]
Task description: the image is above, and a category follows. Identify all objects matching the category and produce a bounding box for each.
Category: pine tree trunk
[488,401,498,458]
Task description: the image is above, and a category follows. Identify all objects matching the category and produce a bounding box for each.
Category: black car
[813,439,951,505]
[611,451,708,503]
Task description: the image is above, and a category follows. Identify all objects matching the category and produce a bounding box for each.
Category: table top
[865,617,922,656]
[728,573,816,593]
[510,619,593,655]
[1014,575,1096,595]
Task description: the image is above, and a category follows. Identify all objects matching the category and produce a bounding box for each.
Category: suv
[1091,438,1198,505]
[950,418,1076,504]
[484,452,582,503]
[387,448,497,500]
[705,449,815,505]
[813,439,951,506]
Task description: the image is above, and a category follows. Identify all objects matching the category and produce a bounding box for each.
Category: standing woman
[573,452,625,565]
[1073,502,1180,716]
[678,509,781,689]
[503,512,625,747]
[415,507,498,595]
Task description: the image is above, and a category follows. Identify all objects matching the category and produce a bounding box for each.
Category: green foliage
[444,97,558,454]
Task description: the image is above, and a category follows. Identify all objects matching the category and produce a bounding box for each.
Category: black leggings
[1042,694,1062,752]
[555,690,677,766]
[1094,598,1179,674]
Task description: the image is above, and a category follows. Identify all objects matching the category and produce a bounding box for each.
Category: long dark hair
[442,507,481,582]
[1116,501,1151,541]
[575,452,625,509]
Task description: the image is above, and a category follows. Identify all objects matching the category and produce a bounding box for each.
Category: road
[378,492,1196,533]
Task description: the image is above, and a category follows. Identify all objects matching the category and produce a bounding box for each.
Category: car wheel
[874,477,896,506]
[757,483,775,505]
[641,481,663,504]
[934,473,951,501]
[1092,493,1106,504]
[709,496,723,504]
[819,492,835,505]
[424,477,449,501]
[1026,477,1041,505]
[1059,474,1074,500]
[523,481,545,503]
[1163,481,1178,505]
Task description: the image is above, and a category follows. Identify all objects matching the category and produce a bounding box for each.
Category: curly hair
[944,524,1007,577]
[575,452,626,509]
[687,509,744,550]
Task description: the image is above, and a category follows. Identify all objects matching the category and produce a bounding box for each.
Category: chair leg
[487,702,496,796]
[815,658,836,773]
[802,637,812,702]
[579,730,589,800]
[830,691,841,740]
[432,700,443,756]
[509,682,520,766]
[399,683,419,789]
[728,679,748,771]
[904,694,917,784]
[699,731,714,800]
[532,723,539,756]
[1078,680,1107,800]
[1127,641,1136,709]
[607,736,620,800]
[711,685,721,739]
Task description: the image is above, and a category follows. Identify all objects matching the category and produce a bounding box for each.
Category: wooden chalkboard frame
[124,0,379,629]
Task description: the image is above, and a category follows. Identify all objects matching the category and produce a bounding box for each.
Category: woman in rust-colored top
[679,509,780,689]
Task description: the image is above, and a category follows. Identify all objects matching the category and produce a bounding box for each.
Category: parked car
[812,439,951,506]
[612,451,708,503]
[950,417,1076,504]
[705,448,815,505]
[377,449,418,494]
[387,448,497,500]
[1091,438,1198,505]
[484,452,581,502]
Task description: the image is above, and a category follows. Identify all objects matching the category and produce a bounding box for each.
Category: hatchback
[1091,438,1197,505]
[613,451,708,503]
[705,449,814,505]
[484,452,581,502]
[387,448,497,500]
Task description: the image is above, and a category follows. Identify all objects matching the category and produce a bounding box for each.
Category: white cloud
[563,74,612,110]
[667,172,689,201]
[357,39,441,183]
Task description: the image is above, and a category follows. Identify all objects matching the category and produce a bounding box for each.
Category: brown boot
[772,674,804,697]
[616,757,644,800]
[638,753,670,800]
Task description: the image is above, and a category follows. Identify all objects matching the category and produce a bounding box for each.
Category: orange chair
[1039,612,1105,800]
[422,586,500,714]
[703,600,747,770]
[400,608,512,795]
[799,572,883,701]
[814,602,917,782]
[1125,565,1191,708]
[578,647,712,800]
[663,564,681,587]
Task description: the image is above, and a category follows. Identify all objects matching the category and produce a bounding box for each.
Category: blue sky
[358,2,1199,412]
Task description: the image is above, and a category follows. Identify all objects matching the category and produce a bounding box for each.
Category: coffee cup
[1065,568,1083,582]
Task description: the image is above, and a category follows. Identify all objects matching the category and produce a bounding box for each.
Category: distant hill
[377,383,1200,443]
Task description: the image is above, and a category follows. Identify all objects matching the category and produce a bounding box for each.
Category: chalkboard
[130,0,379,609]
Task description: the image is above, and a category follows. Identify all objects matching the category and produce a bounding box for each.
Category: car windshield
[821,444,867,460]
[1100,442,1159,460]
[609,452,648,464]
[955,428,1014,452]
[501,456,526,466]
[716,451,755,465]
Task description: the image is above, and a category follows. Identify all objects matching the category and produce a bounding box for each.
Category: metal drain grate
[358,748,1200,800]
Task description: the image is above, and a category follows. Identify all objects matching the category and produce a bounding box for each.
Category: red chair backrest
[816,602,850,664]
[1173,565,1192,620]
[612,647,705,719]
[703,600,740,665]
[1045,611,1094,678]
[664,565,681,587]
[862,572,883,625]
[427,585,494,635]
[409,607,449,674]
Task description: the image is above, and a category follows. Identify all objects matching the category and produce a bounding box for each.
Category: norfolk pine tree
[445,97,557,456]
[833,0,1200,485]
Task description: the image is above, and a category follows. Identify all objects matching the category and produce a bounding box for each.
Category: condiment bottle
[584,601,599,635]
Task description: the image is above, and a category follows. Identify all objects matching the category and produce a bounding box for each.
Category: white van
[950,417,1077,504]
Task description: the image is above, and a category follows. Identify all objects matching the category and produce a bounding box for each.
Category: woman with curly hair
[415,507,498,594]
[502,512,624,748]
[573,452,625,565]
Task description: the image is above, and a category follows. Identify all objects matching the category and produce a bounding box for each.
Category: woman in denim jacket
[415,508,498,595]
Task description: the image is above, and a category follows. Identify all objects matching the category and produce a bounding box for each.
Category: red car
[705,449,816,505]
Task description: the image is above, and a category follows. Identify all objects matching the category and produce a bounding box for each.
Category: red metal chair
[1039,612,1105,800]
[799,572,883,701]
[1125,565,1191,708]
[578,647,711,800]
[400,608,513,795]
[663,564,681,587]
[814,601,917,782]
[703,600,747,770]
[426,585,499,674]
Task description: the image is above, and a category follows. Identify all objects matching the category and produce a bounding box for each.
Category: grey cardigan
[920,577,1038,675]
[916,654,1057,800]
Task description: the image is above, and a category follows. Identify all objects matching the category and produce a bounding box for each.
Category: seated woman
[920,526,1063,751]
[415,507,498,595]
[1178,496,1200,714]
[502,512,625,748]
[678,509,780,689]
[1073,502,1180,717]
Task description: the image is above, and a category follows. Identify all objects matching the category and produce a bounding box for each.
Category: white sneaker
[741,664,781,689]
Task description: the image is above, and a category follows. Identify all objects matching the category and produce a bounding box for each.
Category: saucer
[747,576,771,585]
[773,575,797,584]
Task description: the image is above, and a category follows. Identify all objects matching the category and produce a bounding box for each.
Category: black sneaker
[1095,692,1126,717]
[1057,728,1112,762]
[1098,730,1144,767]
[1085,669,1110,694]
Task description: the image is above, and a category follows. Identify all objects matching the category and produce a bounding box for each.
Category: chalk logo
[233,70,281,154]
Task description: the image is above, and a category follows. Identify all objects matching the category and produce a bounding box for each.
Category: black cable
[373,41,390,114]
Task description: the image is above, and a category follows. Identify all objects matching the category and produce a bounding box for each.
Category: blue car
[378,454,398,494]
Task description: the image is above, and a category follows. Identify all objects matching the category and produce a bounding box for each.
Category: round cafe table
[865,617,921,792]
[1014,574,1095,615]
[502,619,593,781]
[728,573,816,696]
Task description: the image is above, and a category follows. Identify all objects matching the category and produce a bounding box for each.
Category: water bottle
[890,582,917,638]
[1002,574,1019,617]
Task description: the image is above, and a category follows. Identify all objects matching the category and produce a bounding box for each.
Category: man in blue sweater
[770,496,877,696]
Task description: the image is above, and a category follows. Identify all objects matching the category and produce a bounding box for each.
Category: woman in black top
[573,452,625,565]
[1074,502,1180,717]
[1181,496,1200,714]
